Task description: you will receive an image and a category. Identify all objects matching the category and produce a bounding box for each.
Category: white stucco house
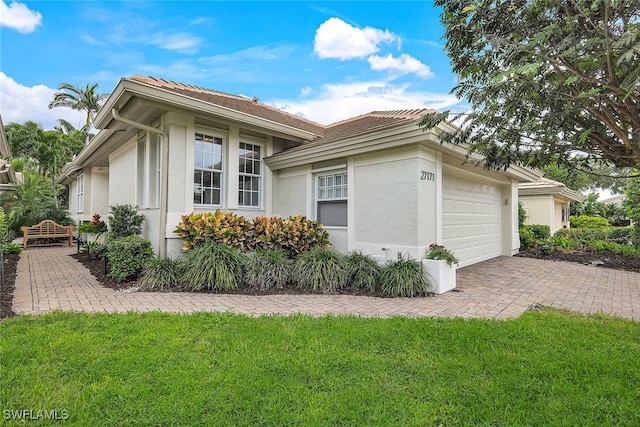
[519,178,585,233]
[57,76,541,267]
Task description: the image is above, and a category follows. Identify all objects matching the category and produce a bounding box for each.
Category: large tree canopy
[422,0,639,171]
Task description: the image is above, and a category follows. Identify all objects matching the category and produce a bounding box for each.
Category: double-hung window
[194,132,223,206]
[317,172,347,227]
[76,174,84,213]
[238,142,262,208]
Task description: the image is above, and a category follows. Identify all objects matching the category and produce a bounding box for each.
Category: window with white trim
[317,172,347,226]
[238,142,262,208]
[194,132,223,206]
[76,174,84,213]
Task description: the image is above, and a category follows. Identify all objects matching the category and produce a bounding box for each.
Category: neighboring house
[0,115,18,194]
[519,178,585,233]
[57,76,540,267]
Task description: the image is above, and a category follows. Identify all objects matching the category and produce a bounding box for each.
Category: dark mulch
[515,249,640,273]
[0,254,20,319]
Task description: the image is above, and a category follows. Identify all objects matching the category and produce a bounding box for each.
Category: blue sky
[0,0,466,130]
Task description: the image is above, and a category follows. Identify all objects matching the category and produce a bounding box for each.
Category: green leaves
[431,0,640,169]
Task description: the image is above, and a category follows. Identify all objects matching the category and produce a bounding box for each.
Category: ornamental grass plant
[179,243,245,292]
[140,257,181,290]
[380,255,431,297]
[292,246,349,293]
[244,247,292,290]
[345,250,381,293]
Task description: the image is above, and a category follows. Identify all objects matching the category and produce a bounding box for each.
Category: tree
[5,121,84,178]
[48,82,107,134]
[541,161,631,194]
[422,0,640,172]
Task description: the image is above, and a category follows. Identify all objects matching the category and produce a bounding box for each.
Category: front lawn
[1,308,639,425]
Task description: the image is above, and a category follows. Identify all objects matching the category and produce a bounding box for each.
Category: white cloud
[0,73,85,130]
[368,53,435,79]
[0,0,41,33]
[147,32,202,53]
[314,17,397,60]
[270,80,461,125]
[300,86,312,96]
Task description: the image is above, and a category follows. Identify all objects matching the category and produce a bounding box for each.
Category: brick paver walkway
[11,246,640,320]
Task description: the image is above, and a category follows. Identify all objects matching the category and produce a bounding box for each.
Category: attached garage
[442,173,503,267]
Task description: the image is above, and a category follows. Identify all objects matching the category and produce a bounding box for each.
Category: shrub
[140,257,181,290]
[175,210,253,251]
[108,204,145,240]
[106,236,154,282]
[607,227,633,245]
[80,241,107,260]
[570,215,610,229]
[525,224,551,240]
[78,213,108,234]
[519,227,536,251]
[380,255,431,297]
[244,247,292,290]
[1,242,22,254]
[179,244,245,292]
[345,251,380,293]
[277,215,331,256]
[292,247,349,293]
[175,211,331,255]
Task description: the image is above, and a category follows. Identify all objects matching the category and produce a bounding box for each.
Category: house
[0,115,18,194]
[518,178,585,233]
[57,75,541,267]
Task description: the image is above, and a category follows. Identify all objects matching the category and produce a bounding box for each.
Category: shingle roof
[129,75,326,136]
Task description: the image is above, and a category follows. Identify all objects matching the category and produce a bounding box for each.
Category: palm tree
[48,83,107,135]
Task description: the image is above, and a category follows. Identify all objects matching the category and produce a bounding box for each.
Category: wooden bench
[21,220,75,250]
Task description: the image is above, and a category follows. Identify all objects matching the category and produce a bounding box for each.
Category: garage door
[442,174,502,267]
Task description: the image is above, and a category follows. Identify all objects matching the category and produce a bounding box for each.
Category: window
[194,132,223,206]
[238,142,262,207]
[76,174,84,213]
[317,172,347,226]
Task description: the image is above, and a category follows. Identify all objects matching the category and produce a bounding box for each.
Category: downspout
[112,108,170,257]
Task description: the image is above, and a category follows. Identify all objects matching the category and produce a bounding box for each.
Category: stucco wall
[108,139,138,206]
[521,195,554,229]
[88,167,109,218]
[272,167,310,218]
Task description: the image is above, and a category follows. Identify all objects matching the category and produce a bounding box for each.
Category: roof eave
[95,78,322,140]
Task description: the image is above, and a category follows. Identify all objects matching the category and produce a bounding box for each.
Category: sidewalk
[11,246,640,320]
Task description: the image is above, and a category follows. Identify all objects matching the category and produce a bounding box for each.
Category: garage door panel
[443,174,502,266]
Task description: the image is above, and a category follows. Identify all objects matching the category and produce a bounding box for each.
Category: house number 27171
[420,171,435,181]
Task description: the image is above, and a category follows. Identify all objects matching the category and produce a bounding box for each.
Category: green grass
[1,308,639,426]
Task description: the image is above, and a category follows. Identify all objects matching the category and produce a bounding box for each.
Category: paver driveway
[11,246,640,320]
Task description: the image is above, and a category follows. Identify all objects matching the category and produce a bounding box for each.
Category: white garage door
[443,174,503,266]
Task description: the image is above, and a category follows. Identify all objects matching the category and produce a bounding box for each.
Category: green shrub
[140,257,181,290]
[108,204,145,240]
[345,251,381,293]
[179,244,245,292]
[380,255,431,297]
[1,242,22,254]
[570,215,610,229]
[537,239,552,255]
[80,241,107,260]
[292,247,349,293]
[244,248,292,290]
[519,227,536,251]
[525,224,551,240]
[106,236,154,282]
[607,227,633,244]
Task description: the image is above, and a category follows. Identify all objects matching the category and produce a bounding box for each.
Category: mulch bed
[0,254,20,319]
[515,249,640,273]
